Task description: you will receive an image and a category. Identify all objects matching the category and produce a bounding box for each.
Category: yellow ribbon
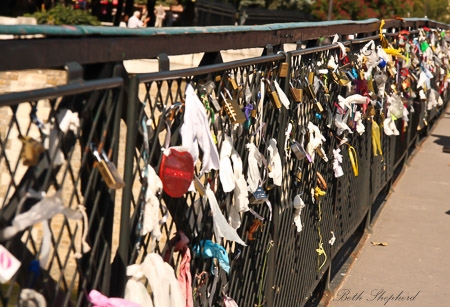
[333,133,359,177]
[379,20,388,48]
[315,194,327,271]
[383,48,407,60]
[372,120,383,160]
[314,186,326,202]
[348,145,358,177]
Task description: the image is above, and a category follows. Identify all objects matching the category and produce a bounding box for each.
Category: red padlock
[160,147,194,198]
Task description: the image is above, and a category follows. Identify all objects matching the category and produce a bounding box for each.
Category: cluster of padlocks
[119,24,449,306]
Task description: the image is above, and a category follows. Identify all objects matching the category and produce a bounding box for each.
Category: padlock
[265,80,281,109]
[367,79,375,93]
[290,87,303,103]
[221,92,246,124]
[391,84,398,94]
[319,79,329,94]
[315,147,325,159]
[19,136,44,166]
[208,94,221,112]
[215,75,221,82]
[291,141,307,161]
[331,71,340,84]
[228,77,238,91]
[308,71,315,85]
[305,81,316,100]
[314,101,324,113]
[295,170,302,182]
[279,62,289,78]
[92,146,125,189]
[359,70,365,80]
[249,186,268,205]
[304,77,323,113]
[194,176,206,197]
[316,172,327,190]
[251,109,257,118]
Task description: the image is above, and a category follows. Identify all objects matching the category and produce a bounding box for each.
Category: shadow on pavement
[431,134,450,147]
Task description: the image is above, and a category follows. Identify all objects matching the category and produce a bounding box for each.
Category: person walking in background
[128,11,150,28]
[119,14,129,27]
[154,4,166,28]
[141,7,149,24]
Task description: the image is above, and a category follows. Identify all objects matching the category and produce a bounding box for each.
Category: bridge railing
[0,18,448,306]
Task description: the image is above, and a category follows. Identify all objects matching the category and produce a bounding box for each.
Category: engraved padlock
[221,90,246,124]
[92,145,125,189]
[19,135,44,166]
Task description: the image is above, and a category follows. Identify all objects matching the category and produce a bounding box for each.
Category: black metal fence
[0,18,448,307]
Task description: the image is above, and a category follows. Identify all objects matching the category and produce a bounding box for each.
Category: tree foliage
[311,0,449,22]
[312,0,415,20]
[27,4,100,25]
[410,0,450,23]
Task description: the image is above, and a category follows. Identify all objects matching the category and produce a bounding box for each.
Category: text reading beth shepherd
[334,289,420,305]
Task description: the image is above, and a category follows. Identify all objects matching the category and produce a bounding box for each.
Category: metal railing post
[115,75,139,296]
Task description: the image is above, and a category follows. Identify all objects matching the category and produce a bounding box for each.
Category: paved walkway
[329,106,450,307]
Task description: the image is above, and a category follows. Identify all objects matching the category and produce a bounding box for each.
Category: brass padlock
[331,71,340,84]
[194,176,206,197]
[279,62,289,78]
[251,109,257,118]
[314,101,324,113]
[339,72,351,86]
[305,82,316,100]
[265,80,281,109]
[93,146,125,189]
[308,71,315,85]
[315,147,325,159]
[19,136,44,166]
[290,87,303,103]
[221,93,246,124]
[391,84,398,94]
[228,77,238,90]
[367,79,375,93]
[359,70,365,80]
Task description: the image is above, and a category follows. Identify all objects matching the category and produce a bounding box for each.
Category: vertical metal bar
[116,75,139,296]
[365,206,373,234]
